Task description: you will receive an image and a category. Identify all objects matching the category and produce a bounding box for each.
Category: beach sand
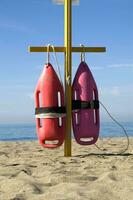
[0,138,133,200]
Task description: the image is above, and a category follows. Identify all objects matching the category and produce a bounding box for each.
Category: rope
[94,101,130,154]
[51,45,63,86]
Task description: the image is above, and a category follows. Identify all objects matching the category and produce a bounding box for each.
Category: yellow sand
[0,138,133,200]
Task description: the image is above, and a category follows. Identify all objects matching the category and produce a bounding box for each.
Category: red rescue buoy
[72,62,100,145]
[35,63,65,148]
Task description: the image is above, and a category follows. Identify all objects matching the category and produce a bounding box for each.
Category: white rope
[51,45,63,86]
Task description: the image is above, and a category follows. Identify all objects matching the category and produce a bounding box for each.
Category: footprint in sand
[6,164,20,167]
[10,194,25,200]
[30,182,44,194]
[10,167,32,178]
[108,172,119,181]
[59,175,98,183]
[79,175,98,181]
[21,168,32,176]
[110,165,117,170]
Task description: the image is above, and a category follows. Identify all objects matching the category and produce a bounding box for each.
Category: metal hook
[46,44,51,64]
[80,44,85,62]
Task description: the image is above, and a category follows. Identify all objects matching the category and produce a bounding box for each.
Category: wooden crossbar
[28,46,106,53]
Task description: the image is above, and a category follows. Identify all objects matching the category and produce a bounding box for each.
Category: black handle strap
[72,100,99,110]
[35,106,66,115]
[35,100,99,115]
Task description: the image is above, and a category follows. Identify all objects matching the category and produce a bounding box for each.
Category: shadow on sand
[74,153,133,158]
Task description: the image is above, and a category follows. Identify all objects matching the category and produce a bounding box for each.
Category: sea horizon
[0,122,132,142]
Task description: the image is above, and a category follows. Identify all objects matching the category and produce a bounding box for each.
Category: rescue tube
[35,63,65,148]
[72,61,100,145]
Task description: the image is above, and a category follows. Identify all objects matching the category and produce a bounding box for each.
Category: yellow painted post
[64,0,72,157]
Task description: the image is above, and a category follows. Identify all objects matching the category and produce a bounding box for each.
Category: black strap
[35,100,99,115]
[35,106,66,115]
[72,100,99,110]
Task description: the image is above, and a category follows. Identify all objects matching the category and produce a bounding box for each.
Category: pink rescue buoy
[72,61,100,145]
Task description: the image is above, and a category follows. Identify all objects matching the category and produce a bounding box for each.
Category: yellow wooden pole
[64,0,72,157]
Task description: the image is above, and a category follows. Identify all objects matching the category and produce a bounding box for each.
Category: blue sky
[0,0,133,123]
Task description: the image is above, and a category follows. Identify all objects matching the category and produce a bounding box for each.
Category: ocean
[0,122,132,141]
